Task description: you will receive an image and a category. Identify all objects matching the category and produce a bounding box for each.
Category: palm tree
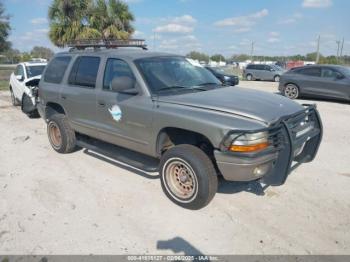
[89,0,134,40]
[0,1,11,52]
[48,0,135,47]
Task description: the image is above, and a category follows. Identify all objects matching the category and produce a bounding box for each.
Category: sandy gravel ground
[0,81,349,255]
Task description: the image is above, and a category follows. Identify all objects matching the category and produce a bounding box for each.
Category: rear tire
[160,144,218,210]
[246,74,253,81]
[283,84,299,99]
[47,113,76,154]
[10,88,20,106]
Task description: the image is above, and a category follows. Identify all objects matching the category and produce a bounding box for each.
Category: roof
[22,61,47,67]
[56,48,180,60]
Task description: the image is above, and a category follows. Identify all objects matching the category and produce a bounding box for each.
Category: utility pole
[316,35,321,64]
[340,38,345,61]
[336,40,341,60]
[153,32,156,50]
[250,41,255,62]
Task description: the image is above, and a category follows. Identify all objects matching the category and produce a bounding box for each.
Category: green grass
[0,67,11,91]
[0,80,9,91]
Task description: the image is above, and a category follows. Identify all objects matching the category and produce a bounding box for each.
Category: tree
[186,51,209,63]
[48,0,135,47]
[210,54,225,62]
[89,0,134,40]
[31,46,55,60]
[20,52,32,62]
[0,1,11,52]
[2,48,21,63]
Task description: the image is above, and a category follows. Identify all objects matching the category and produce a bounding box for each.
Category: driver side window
[103,59,135,91]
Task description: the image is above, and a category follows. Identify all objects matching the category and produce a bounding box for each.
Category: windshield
[135,57,221,94]
[26,65,46,78]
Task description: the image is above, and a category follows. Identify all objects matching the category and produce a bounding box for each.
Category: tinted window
[299,67,321,77]
[246,64,255,69]
[26,65,46,78]
[264,65,271,71]
[103,59,135,91]
[69,56,100,88]
[44,56,72,84]
[256,65,265,70]
[321,68,338,78]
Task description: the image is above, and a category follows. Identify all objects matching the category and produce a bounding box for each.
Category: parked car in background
[9,61,47,116]
[279,65,350,101]
[243,64,286,82]
[205,66,239,86]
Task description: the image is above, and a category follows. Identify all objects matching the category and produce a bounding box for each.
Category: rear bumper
[215,104,323,185]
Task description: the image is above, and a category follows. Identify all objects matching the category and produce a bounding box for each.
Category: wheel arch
[45,102,66,120]
[155,127,215,158]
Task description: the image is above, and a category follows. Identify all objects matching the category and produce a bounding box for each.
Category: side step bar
[76,136,159,173]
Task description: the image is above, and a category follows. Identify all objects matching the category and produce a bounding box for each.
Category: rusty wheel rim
[48,122,62,149]
[164,159,197,202]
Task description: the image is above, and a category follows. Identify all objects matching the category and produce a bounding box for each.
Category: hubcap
[247,75,252,80]
[48,122,62,148]
[275,76,280,82]
[164,159,197,201]
[284,85,298,99]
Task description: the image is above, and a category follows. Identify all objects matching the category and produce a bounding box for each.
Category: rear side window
[299,67,321,77]
[44,56,72,84]
[321,68,338,78]
[246,64,255,69]
[15,65,25,77]
[68,56,100,88]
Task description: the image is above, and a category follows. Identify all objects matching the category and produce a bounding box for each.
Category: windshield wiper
[197,82,221,86]
[156,85,206,93]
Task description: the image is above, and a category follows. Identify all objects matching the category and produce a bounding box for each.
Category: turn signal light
[229,142,269,152]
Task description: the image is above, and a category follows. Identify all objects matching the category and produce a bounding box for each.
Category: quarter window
[103,59,135,91]
[44,56,72,84]
[69,56,100,88]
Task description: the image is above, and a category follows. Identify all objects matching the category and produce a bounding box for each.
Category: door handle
[98,101,106,107]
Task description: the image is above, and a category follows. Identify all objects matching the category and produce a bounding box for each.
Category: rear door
[59,56,101,136]
[95,58,154,155]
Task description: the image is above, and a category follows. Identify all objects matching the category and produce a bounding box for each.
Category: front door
[318,67,350,99]
[96,58,154,155]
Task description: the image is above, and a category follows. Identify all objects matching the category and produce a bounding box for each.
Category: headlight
[224,76,231,81]
[229,131,270,153]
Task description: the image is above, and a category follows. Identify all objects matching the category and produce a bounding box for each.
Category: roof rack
[67,39,148,51]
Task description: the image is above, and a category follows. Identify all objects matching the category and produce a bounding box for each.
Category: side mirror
[110,76,138,95]
[16,75,24,81]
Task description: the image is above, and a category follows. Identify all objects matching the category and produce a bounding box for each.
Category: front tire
[274,75,280,82]
[283,84,299,99]
[160,145,218,210]
[47,114,76,154]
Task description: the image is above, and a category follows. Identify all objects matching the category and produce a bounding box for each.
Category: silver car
[244,64,286,82]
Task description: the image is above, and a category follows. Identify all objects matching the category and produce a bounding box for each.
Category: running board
[76,136,159,173]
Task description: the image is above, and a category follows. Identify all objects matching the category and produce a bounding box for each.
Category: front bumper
[215,104,323,185]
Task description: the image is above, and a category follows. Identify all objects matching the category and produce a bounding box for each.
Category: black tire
[283,83,299,99]
[47,113,76,154]
[246,74,253,81]
[160,144,218,210]
[274,75,280,82]
[10,88,20,106]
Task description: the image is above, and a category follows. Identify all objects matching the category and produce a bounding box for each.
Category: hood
[157,87,303,124]
[25,76,41,87]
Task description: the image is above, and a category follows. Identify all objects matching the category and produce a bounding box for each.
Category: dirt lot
[0,81,349,255]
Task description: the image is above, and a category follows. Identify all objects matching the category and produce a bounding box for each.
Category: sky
[3,0,350,57]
